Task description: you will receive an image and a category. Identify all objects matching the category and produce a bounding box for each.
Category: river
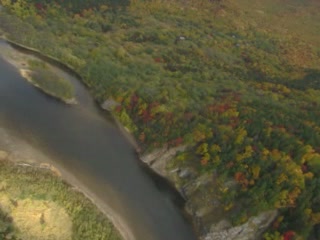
[0,40,197,240]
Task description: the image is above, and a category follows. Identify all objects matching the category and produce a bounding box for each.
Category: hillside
[0,0,320,239]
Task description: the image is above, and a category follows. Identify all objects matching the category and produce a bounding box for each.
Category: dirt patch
[0,194,72,240]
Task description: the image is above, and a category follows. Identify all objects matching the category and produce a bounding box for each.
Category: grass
[0,160,122,240]
[27,60,75,103]
[0,195,72,240]
[0,0,320,238]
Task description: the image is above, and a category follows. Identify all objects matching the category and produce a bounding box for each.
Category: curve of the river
[0,40,197,240]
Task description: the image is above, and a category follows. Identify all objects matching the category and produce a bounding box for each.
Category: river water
[0,40,197,240]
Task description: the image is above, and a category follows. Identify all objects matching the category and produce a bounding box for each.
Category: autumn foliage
[1,0,320,238]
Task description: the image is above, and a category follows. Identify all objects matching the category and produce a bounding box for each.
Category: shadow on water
[7,41,84,81]
[0,40,197,240]
[134,155,198,236]
[137,156,186,208]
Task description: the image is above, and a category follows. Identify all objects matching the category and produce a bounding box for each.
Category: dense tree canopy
[0,0,320,239]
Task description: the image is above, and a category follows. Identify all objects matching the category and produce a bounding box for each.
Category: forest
[0,0,320,239]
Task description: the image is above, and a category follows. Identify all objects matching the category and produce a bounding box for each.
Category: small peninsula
[0,42,76,104]
[1,0,320,239]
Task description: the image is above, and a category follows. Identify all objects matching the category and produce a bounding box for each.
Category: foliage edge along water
[1,0,320,239]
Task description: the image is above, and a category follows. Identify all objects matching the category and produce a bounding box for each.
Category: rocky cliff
[142,147,277,240]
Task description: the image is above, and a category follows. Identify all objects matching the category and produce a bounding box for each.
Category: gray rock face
[141,145,186,176]
[178,168,192,179]
[203,210,278,240]
[140,146,277,240]
[211,220,232,231]
[101,99,120,111]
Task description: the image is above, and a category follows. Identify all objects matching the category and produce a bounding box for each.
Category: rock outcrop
[142,146,278,240]
[203,210,278,240]
[101,99,120,111]
[141,145,187,176]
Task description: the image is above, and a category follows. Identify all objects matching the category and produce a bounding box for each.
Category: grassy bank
[27,59,75,104]
[0,158,122,240]
[0,40,76,104]
[0,0,320,239]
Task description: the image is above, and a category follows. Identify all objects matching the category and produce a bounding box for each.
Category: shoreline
[0,37,142,151]
[0,125,135,240]
[0,36,198,240]
[0,37,141,153]
[19,69,77,105]
[0,38,77,105]
[0,39,136,240]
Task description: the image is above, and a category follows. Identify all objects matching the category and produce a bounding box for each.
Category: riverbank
[0,33,273,240]
[1,35,202,240]
[0,39,76,104]
[1,37,140,150]
[2,1,320,239]
[0,125,132,240]
[0,37,199,240]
